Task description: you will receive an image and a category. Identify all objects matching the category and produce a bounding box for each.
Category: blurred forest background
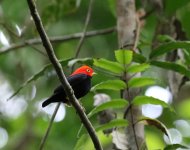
[1,0,190,150]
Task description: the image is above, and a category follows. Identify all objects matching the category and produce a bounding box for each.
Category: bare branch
[132,15,141,52]
[26,0,102,150]
[0,27,115,56]
[39,102,61,150]
[75,0,94,58]
[29,45,47,56]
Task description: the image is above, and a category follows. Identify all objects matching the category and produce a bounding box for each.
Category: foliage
[1,0,190,150]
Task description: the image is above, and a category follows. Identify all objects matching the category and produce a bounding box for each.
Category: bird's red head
[71,65,95,77]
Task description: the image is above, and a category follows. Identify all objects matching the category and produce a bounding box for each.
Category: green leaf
[132,96,172,111]
[165,0,190,16]
[150,41,190,58]
[138,117,170,139]
[74,134,92,150]
[75,132,112,150]
[184,49,190,65]
[133,53,147,63]
[177,4,190,39]
[96,119,128,132]
[127,63,150,73]
[68,57,93,67]
[157,35,175,43]
[164,144,189,150]
[93,58,124,74]
[128,77,155,88]
[91,80,126,91]
[8,64,51,100]
[150,61,190,78]
[88,99,128,118]
[115,50,133,64]
[8,58,71,100]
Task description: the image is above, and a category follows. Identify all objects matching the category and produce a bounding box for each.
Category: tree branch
[75,0,94,58]
[27,0,102,150]
[39,102,61,150]
[0,27,115,56]
[42,1,95,147]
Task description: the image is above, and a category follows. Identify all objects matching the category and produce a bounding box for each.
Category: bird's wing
[68,74,88,86]
[53,74,88,93]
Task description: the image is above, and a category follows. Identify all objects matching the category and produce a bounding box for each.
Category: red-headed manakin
[42,66,95,107]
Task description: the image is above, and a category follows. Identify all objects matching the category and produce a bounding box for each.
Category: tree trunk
[116,0,144,149]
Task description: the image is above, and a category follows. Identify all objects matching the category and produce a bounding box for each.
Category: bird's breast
[73,77,91,99]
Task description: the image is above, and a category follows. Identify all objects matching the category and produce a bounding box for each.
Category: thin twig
[0,27,115,56]
[29,45,47,57]
[125,83,139,150]
[0,22,20,38]
[130,15,141,150]
[71,0,94,72]
[123,103,132,119]
[39,102,61,150]
[72,0,94,136]
[139,8,156,20]
[125,30,140,150]
[27,0,102,150]
[132,15,141,51]
[122,14,141,150]
[129,107,139,150]
[75,0,94,58]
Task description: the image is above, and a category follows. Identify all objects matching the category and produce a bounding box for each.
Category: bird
[42,65,95,107]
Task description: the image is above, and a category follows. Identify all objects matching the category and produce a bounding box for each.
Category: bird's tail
[42,98,51,107]
[42,95,55,107]
[42,94,69,107]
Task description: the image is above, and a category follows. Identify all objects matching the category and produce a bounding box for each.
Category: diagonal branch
[0,27,115,56]
[27,0,102,150]
[39,102,61,150]
[41,0,95,149]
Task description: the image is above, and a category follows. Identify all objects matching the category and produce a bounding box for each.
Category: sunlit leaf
[107,0,116,16]
[184,49,190,65]
[115,50,133,64]
[150,41,190,58]
[127,63,150,73]
[96,119,128,131]
[75,132,112,150]
[93,58,124,74]
[74,134,92,150]
[150,61,190,78]
[138,117,170,139]
[91,80,126,91]
[132,96,173,111]
[177,98,190,118]
[88,99,128,118]
[164,144,189,150]
[128,77,155,88]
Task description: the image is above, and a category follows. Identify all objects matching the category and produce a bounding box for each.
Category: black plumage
[42,74,92,107]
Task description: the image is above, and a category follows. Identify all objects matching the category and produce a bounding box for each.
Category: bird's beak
[92,72,97,76]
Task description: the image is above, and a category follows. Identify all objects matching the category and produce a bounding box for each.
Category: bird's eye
[86,69,90,72]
